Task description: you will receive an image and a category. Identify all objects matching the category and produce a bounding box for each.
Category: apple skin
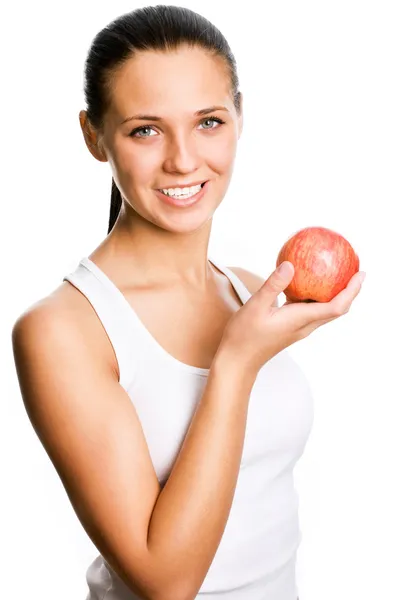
[276,226,360,303]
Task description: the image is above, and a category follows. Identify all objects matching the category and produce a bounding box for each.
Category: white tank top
[63,256,314,600]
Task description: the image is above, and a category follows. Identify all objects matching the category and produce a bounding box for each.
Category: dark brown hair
[82,5,241,234]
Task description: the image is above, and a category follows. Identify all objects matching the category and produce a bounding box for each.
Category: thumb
[260,261,295,303]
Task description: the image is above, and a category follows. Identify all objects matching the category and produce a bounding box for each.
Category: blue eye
[199,117,225,130]
[129,116,225,138]
[129,126,157,138]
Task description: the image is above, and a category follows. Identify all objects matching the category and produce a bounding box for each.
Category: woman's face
[93,45,242,233]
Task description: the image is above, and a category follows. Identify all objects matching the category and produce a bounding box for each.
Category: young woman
[12,6,365,600]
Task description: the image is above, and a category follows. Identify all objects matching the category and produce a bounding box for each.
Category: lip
[155,180,209,208]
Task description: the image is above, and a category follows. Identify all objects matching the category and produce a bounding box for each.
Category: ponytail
[108,179,122,234]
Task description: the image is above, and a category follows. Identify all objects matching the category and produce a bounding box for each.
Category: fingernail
[277,261,292,276]
[359,272,366,283]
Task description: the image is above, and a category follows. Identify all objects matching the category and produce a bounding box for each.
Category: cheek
[205,132,238,173]
[116,142,160,184]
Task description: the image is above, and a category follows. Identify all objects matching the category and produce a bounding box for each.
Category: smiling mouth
[157,181,207,191]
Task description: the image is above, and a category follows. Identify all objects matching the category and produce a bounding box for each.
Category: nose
[162,132,201,174]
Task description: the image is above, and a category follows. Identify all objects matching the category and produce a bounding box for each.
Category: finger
[326,271,365,317]
[289,270,365,325]
[258,261,295,306]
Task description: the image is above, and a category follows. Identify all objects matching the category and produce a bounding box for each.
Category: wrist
[211,347,259,386]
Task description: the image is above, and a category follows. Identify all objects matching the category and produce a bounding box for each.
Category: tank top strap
[62,258,142,392]
[62,255,252,389]
[208,256,253,305]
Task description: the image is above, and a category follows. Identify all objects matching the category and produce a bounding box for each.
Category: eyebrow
[120,105,229,125]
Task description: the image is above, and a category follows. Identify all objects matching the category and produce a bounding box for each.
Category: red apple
[276,226,360,302]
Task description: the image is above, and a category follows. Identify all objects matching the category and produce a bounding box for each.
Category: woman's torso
[54,253,314,600]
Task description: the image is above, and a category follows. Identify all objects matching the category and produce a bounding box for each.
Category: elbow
[141,546,200,600]
[152,580,197,600]
[157,592,194,600]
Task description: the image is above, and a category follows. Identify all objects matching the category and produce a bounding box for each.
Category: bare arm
[12,304,256,600]
[146,353,254,598]
[146,266,272,594]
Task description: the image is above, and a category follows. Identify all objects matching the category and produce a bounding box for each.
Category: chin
[155,210,214,234]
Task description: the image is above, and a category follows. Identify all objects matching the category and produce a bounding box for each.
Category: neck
[93,204,215,290]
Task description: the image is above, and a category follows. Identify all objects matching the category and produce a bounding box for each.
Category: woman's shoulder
[12,282,119,379]
[12,281,89,333]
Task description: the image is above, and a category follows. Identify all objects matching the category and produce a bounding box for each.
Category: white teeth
[161,184,202,197]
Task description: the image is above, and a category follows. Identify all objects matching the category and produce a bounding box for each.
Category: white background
[2,1,399,599]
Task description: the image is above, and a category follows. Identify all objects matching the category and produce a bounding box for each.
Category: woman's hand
[217,261,365,376]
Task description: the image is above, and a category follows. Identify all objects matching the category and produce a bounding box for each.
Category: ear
[237,92,243,139]
[79,110,107,162]
[238,111,243,139]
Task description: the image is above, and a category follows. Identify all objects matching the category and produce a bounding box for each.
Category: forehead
[108,46,232,120]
